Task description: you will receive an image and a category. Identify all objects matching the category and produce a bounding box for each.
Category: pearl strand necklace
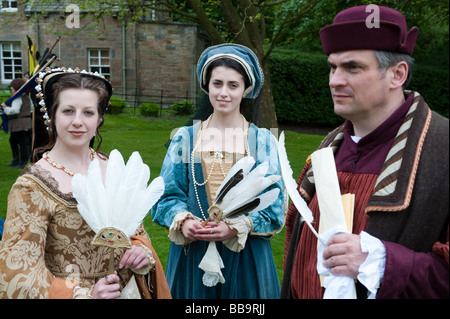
[42,147,96,177]
[191,114,250,219]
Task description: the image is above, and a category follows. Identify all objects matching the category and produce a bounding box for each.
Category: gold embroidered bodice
[198,151,245,206]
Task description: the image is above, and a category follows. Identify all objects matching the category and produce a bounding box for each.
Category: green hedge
[108,95,126,114]
[0,90,10,103]
[408,64,449,118]
[140,102,160,117]
[269,50,449,126]
[171,100,195,115]
[269,51,342,126]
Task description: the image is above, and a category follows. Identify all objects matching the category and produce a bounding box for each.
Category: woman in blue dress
[152,43,284,299]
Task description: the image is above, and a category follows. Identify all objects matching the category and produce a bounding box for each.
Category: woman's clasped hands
[181,219,238,243]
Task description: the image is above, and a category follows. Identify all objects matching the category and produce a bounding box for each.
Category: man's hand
[322,233,368,278]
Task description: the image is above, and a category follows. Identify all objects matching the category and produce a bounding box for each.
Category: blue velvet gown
[152,121,285,299]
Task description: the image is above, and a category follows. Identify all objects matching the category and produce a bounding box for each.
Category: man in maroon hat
[281,5,448,299]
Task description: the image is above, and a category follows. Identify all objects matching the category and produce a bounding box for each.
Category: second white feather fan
[199,156,281,287]
[71,149,165,272]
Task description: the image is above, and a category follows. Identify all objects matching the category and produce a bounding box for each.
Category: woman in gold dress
[0,68,170,299]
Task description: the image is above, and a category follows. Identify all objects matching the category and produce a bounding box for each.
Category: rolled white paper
[311,147,347,233]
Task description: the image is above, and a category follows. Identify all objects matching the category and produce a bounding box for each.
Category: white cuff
[222,216,252,252]
[168,211,201,244]
[132,244,156,275]
[317,226,356,299]
[357,231,386,299]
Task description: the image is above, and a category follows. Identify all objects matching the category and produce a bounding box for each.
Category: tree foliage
[24,0,324,128]
[24,0,449,127]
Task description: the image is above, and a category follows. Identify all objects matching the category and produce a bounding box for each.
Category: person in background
[1,78,33,168]
[281,5,448,299]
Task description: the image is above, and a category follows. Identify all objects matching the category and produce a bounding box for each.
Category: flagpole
[6,37,60,105]
[39,36,61,67]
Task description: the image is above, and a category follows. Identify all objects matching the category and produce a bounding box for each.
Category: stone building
[0,0,208,107]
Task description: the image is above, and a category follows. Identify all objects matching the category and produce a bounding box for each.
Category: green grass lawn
[0,111,325,284]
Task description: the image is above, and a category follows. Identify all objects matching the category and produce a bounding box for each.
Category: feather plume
[214,156,255,204]
[199,156,281,286]
[214,169,243,205]
[72,159,108,234]
[277,131,321,241]
[71,149,165,244]
[226,188,280,218]
[122,175,165,237]
[219,161,268,205]
[214,160,280,217]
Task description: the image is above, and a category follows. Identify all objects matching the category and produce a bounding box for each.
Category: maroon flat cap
[319,5,419,55]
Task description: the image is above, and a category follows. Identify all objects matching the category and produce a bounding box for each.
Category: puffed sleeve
[0,177,58,299]
[247,127,285,237]
[151,127,191,228]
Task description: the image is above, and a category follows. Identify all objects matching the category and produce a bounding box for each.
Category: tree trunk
[254,59,278,130]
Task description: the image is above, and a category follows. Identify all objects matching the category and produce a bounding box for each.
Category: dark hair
[10,78,26,91]
[33,74,110,161]
[204,58,251,93]
[202,58,253,120]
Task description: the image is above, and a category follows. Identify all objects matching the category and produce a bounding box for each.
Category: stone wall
[0,8,205,107]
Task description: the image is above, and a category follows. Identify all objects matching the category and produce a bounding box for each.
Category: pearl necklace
[191,114,250,219]
[42,147,96,177]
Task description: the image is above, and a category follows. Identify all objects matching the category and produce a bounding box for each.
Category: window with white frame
[88,49,110,79]
[1,0,18,12]
[1,42,22,83]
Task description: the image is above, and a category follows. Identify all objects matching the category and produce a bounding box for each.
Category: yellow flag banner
[27,35,40,76]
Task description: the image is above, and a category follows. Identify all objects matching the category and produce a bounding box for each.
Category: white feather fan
[71,149,164,271]
[199,156,281,287]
